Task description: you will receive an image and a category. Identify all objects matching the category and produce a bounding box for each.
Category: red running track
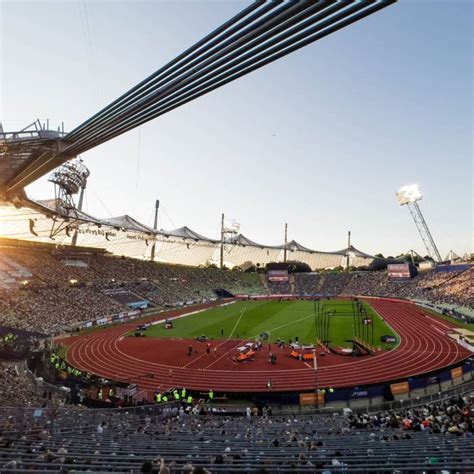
[64,299,471,394]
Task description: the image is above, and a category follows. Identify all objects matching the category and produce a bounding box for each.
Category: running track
[64,299,471,394]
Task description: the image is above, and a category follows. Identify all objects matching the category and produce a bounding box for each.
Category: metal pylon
[407,201,442,262]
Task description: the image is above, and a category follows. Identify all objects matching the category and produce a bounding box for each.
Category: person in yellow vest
[156,392,162,403]
[97,388,103,400]
[173,390,180,401]
[162,394,168,403]
[208,389,214,401]
[186,395,193,404]
[181,388,186,399]
[109,388,114,398]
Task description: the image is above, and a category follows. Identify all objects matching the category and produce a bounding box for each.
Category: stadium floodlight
[49,158,90,211]
[396,184,423,206]
[220,214,241,268]
[46,158,90,243]
[223,220,240,234]
[396,184,442,262]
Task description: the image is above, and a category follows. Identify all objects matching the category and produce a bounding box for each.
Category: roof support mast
[71,183,86,247]
[346,230,351,269]
[150,199,160,261]
[220,213,225,269]
[283,223,288,262]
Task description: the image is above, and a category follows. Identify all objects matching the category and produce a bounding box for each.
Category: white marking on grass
[150,304,234,326]
[205,309,316,370]
[227,306,248,340]
[250,311,315,340]
[206,311,317,370]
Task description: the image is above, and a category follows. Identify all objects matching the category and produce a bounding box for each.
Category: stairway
[289,273,296,294]
[259,273,270,295]
[0,255,32,289]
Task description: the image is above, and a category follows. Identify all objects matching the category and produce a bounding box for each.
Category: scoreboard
[387,263,411,280]
[268,270,289,282]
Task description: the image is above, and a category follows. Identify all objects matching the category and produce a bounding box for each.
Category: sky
[1,0,472,258]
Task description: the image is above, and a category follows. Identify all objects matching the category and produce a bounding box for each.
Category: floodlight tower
[49,159,90,212]
[48,159,90,245]
[220,214,240,268]
[396,184,442,262]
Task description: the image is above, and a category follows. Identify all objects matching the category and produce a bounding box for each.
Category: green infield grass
[131,299,398,349]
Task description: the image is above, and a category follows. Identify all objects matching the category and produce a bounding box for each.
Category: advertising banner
[268,270,289,282]
[451,367,463,380]
[350,389,370,399]
[299,392,325,405]
[388,263,411,280]
[390,381,409,395]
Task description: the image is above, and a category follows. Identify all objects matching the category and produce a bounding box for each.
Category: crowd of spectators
[266,280,291,295]
[395,268,473,308]
[293,268,473,310]
[341,268,473,310]
[0,361,64,409]
[347,395,472,435]
[0,247,261,334]
[0,243,471,337]
[0,286,125,334]
[290,273,356,297]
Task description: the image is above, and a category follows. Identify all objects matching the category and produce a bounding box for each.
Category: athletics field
[133,299,398,349]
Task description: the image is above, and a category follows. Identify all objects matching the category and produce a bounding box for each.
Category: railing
[53,297,220,337]
[24,362,68,400]
[0,130,41,141]
[0,379,472,438]
[0,400,181,433]
[282,377,474,416]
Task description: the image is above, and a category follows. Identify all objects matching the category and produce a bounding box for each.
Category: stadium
[0,1,473,472]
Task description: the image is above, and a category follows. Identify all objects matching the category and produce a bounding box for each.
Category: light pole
[396,184,442,262]
[313,349,318,408]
